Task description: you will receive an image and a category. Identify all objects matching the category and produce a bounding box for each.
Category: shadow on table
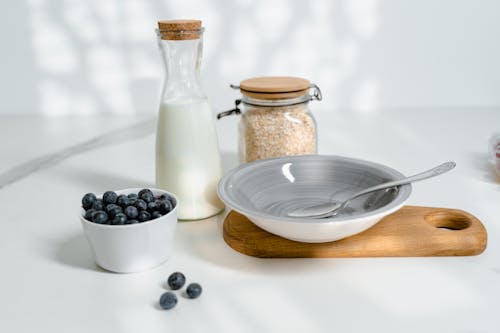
[0,118,155,190]
[56,233,105,273]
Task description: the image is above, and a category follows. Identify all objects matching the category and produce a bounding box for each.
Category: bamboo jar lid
[239,76,311,100]
[157,19,202,40]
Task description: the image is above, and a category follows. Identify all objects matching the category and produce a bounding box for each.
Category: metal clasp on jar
[310,83,322,101]
[217,83,322,119]
[216,99,242,119]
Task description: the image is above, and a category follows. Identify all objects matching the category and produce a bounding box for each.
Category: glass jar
[218,76,322,163]
[155,19,224,220]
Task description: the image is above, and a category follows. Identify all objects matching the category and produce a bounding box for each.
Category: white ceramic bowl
[80,188,178,273]
[218,155,412,243]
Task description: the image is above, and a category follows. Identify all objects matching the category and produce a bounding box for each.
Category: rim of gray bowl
[217,155,412,224]
[79,188,178,229]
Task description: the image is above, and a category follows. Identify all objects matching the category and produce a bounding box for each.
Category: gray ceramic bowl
[218,155,412,243]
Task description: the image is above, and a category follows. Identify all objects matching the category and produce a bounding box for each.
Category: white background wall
[1,0,499,115]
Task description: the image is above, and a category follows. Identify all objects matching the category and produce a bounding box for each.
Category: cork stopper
[157,19,202,40]
[239,76,311,100]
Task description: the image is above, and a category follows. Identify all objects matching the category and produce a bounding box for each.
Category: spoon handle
[350,161,456,200]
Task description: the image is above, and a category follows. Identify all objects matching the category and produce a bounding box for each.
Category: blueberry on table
[138,189,154,198]
[92,199,105,211]
[127,193,138,200]
[151,211,162,219]
[112,213,127,225]
[125,219,138,224]
[105,204,122,218]
[116,194,130,207]
[84,209,96,221]
[134,199,148,211]
[138,211,151,222]
[167,272,186,290]
[92,211,108,224]
[124,206,139,219]
[159,292,177,310]
[186,283,202,299]
[102,191,118,205]
[82,193,96,209]
[158,201,173,214]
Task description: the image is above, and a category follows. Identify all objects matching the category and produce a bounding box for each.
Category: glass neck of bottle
[157,34,205,101]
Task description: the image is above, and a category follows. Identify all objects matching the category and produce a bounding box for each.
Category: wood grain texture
[239,89,309,100]
[240,76,310,93]
[223,206,487,258]
[239,77,311,100]
[157,19,202,30]
[157,19,202,40]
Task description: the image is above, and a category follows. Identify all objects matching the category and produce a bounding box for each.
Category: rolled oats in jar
[218,76,322,163]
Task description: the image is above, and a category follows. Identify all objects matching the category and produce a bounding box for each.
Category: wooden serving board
[223,206,487,258]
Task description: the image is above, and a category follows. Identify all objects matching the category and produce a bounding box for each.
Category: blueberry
[167,272,185,290]
[186,283,202,299]
[159,194,175,206]
[106,204,122,218]
[112,213,127,225]
[92,199,105,211]
[125,219,138,224]
[159,292,177,310]
[84,208,96,221]
[116,194,130,208]
[127,193,138,200]
[151,211,162,219]
[138,210,151,222]
[141,192,154,203]
[138,189,153,198]
[82,193,96,209]
[128,198,138,206]
[147,201,159,212]
[124,206,139,219]
[92,211,108,224]
[134,199,147,211]
[158,201,173,214]
[102,191,118,205]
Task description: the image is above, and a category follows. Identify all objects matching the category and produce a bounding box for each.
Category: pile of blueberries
[82,189,175,225]
[159,272,202,310]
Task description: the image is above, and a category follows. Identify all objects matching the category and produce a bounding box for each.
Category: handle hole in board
[424,211,472,230]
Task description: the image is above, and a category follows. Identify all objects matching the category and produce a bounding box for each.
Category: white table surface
[1,108,500,332]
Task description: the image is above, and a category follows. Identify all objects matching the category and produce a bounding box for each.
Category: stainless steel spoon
[288,161,456,219]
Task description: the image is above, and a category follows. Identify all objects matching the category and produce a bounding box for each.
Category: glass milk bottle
[155,19,224,220]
